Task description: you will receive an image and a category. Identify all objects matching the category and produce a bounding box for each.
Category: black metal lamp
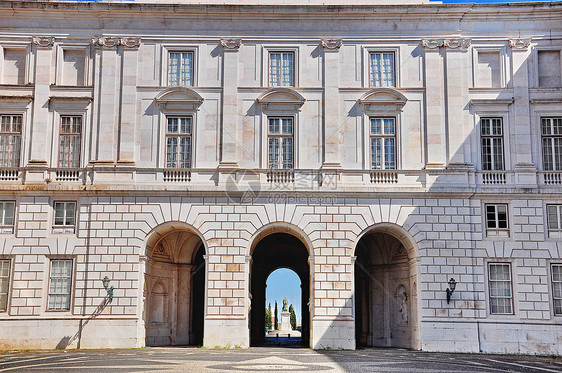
[102,276,114,301]
[446,278,456,304]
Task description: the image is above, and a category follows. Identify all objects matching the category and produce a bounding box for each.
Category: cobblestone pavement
[0,347,561,372]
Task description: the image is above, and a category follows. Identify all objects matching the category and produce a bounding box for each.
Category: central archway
[250,230,310,347]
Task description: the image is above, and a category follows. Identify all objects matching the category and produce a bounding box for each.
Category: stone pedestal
[280,312,291,331]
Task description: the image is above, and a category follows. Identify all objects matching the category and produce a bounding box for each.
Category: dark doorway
[191,244,205,345]
[250,232,310,347]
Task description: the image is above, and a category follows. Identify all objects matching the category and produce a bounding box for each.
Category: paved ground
[0,347,561,372]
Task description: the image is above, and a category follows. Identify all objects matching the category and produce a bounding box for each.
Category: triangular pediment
[154,87,204,110]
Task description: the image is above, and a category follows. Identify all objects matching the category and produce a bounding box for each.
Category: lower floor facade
[0,192,561,354]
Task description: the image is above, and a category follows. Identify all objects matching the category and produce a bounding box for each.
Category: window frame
[534,48,562,88]
[368,51,396,88]
[267,116,294,169]
[268,51,296,87]
[165,116,193,169]
[52,201,77,234]
[46,258,74,312]
[363,46,400,88]
[487,262,514,315]
[262,46,299,88]
[55,44,91,87]
[472,46,507,89]
[485,203,510,237]
[0,200,16,234]
[480,117,505,171]
[0,45,31,85]
[167,51,195,87]
[0,114,23,169]
[161,45,198,87]
[551,263,562,317]
[57,115,83,169]
[369,117,397,170]
[547,204,562,239]
[0,258,11,313]
[541,117,562,171]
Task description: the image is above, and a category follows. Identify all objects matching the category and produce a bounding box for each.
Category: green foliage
[274,301,279,330]
[289,304,297,330]
[265,305,272,330]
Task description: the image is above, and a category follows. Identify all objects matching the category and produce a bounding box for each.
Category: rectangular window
[370,118,396,170]
[0,114,22,168]
[489,263,513,314]
[3,49,26,85]
[166,117,192,168]
[62,49,85,86]
[369,52,395,87]
[0,259,10,312]
[552,264,562,316]
[168,52,193,86]
[269,52,294,87]
[58,116,82,168]
[54,201,76,227]
[48,259,72,311]
[542,117,562,171]
[477,51,501,88]
[485,204,509,237]
[547,205,562,238]
[538,50,561,88]
[0,201,15,228]
[268,117,293,169]
[481,118,504,171]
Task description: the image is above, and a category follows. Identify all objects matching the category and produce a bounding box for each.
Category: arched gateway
[354,223,420,349]
[143,222,206,346]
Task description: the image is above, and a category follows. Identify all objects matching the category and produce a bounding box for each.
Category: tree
[274,301,279,330]
[289,304,297,330]
[265,303,272,331]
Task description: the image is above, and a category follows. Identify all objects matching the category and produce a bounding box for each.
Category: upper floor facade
[0,0,561,194]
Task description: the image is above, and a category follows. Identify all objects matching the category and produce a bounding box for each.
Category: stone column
[117,37,141,165]
[322,39,343,169]
[91,36,119,163]
[510,38,536,186]
[218,39,241,169]
[443,39,471,167]
[27,36,54,182]
[422,39,446,169]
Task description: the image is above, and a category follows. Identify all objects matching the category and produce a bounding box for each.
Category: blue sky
[266,268,301,324]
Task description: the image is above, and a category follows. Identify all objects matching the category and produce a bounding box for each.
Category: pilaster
[322,39,343,169]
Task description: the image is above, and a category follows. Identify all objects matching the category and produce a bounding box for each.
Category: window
[481,118,504,170]
[488,263,513,315]
[370,118,396,170]
[485,204,509,237]
[269,52,294,87]
[477,51,501,88]
[542,117,562,171]
[268,117,293,169]
[54,201,76,228]
[48,259,73,311]
[552,264,562,316]
[547,205,562,238]
[62,49,86,86]
[168,52,193,86]
[0,201,15,229]
[0,259,10,312]
[369,52,395,87]
[3,49,26,85]
[0,115,22,168]
[166,117,192,168]
[58,116,82,168]
[538,50,561,88]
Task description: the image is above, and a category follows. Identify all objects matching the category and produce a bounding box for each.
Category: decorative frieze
[421,38,443,49]
[443,38,471,50]
[509,37,531,50]
[120,37,141,49]
[92,36,120,49]
[220,38,242,50]
[321,38,342,50]
[32,36,54,48]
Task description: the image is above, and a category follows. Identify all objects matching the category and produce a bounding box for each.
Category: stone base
[311,318,355,350]
[203,318,249,348]
[280,311,291,331]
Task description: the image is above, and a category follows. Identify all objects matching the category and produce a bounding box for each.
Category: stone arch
[143,221,207,347]
[247,221,314,257]
[353,222,419,260]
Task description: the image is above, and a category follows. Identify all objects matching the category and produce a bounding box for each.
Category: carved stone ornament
[32,36,55,48]
[321,38,343,50]
[443,38,471,50]
[120,37,141,49]
[220,38,242,50]
[92,36,120,48]
[421,39,444,49]
[509,38,531,50]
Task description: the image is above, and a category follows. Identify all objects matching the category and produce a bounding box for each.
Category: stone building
[0,0,561,354]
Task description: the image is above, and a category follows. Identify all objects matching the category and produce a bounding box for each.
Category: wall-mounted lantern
[102,276,114,301]
[446,278,457,304]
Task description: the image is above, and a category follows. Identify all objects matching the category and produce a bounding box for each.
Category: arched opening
[354,225,419,349]
[250,232,310,347]
[144,223,206,346]
[265,268,302,345]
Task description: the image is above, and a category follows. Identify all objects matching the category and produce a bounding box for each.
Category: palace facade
[0,0,561,354]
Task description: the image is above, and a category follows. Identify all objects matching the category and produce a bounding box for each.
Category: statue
[282,297,289,312]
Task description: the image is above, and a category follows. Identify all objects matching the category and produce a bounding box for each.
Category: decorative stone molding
[443,38,471,50]
[509,38,531,50]
[154,87,204,111]
[358,88,408,113]
[256,87,306,112]
[92,36,120,49]
[421,39,443,49]
[32,36,54,48]
[120,37,141,49]
[321,38,342,50]
[220,38,242,50]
